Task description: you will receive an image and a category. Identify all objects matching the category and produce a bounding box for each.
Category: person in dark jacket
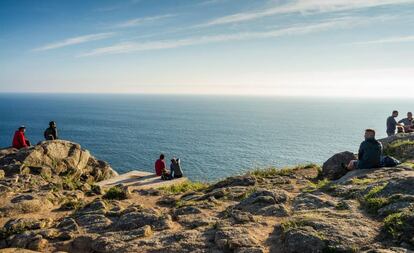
[170,158,183,178]
[12,126,31,149]
[44,121,58,140]
[347,129,383,170]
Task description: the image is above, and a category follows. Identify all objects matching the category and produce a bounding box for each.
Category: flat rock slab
[96,170,187,190]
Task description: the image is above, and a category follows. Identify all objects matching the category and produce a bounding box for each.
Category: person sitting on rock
[12,126,31,149]
[170,158,183,179]
[398,112,413,133]
[44,121,58,140]
[155,154,168,177]
[386,110,403,136]
[347,129,382,170]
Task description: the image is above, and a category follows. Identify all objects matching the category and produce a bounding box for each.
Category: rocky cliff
[0,136,413,253]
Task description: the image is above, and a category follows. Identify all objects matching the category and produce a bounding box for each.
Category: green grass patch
[60,199,86,211]
[103,185,128,200]
[400,162,414,169]
[250,163,320,178]
[383,212,408,238]
[304,178,336,193]
[159,181,209,195]
[384,140,414,160]
[350,178,376,185]
[62,176,82,191]
[362,183,389,214]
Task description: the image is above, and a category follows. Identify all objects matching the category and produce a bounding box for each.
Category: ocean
[0,94,411,181]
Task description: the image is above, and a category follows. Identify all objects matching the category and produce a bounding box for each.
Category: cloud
[33,33,115,51]
[198,0,414,27]
[79,16,370,57]
[350,35,414,45]
[115,14,175,28]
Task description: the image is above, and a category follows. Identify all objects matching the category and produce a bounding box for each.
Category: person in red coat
[154,154,167,176]
[12,126,31,149]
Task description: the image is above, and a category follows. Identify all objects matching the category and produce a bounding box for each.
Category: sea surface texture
[0,94,410,181]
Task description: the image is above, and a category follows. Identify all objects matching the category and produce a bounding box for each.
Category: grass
[237,187,258,201]
[103,185,129,200]
[383,140,414,160]
[60,199,86,211]
[159,181,209,195]
[362,183,389,214]
[62,176,82,191]
[400,162,414,169]
[350,178,376,185]
[383,212,408,238]
[307,178,331,189]
[250,163,320,178]
[280,218,326,241]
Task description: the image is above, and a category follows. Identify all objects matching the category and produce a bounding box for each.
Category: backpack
[380,156,401,167]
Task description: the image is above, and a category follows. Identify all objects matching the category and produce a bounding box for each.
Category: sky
[0,0,414,97]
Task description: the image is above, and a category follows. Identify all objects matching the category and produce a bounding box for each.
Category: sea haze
[0,94,410,181]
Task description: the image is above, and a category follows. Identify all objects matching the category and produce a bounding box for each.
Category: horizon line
[0,91,412,99]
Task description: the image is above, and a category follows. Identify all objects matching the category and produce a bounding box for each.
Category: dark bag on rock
[380,156,401,167]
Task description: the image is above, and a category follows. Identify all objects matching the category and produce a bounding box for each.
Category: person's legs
[25,139,31,146]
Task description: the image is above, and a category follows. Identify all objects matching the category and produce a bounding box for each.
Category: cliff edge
[0,136,413,253]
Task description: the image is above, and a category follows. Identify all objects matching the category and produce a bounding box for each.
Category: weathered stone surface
[215,227,259,251]
[114,209,172,231]
[293,193,336,211]
[322,151,357,180]
[0,140,117,181]
[75,214,112,233]
[235,189,289,216]
[208,175,256,191]
[283,226,326,253]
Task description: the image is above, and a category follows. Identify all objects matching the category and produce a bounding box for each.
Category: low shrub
[159,181,208,195]
[103,185,128,200]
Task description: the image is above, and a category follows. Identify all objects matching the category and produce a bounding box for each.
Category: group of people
[12,121,58,149]
[387,111,413,136]
[11,110,410,178]
[154,154,184,180]
[347,109,413,171]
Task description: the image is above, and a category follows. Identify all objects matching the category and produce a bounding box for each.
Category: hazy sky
[1,0,414,97]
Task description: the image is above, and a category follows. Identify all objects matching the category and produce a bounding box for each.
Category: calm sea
[0,94,411,181]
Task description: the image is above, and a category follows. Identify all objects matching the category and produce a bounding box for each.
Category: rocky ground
[0,136,414,253]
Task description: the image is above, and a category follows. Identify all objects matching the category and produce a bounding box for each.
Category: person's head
[364,129,376,139]
[159,154,165,160]
[392,110,399,117]
[408,112,412,119]
[18,126,26,132]
[171,158,177,164]
[49,121,56,128]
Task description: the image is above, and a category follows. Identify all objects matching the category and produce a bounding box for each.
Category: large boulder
[0,140,117,182]
[322,151,357,180]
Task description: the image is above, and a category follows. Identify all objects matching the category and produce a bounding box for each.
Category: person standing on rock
[386,110,402,136]
[44,121,58,140]
[12,126,31,149]
[347,129,382,170]
[398,112,413,133]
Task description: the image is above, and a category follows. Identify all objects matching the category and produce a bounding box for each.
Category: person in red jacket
[12,126,31,149]
[155,154,166,176]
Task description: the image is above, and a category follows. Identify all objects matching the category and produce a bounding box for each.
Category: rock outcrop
[0,136,413,253]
